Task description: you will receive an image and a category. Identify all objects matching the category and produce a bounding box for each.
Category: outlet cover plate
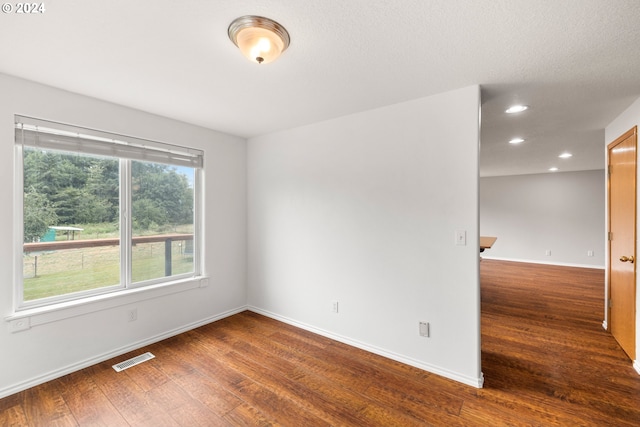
[9,317,31,333]
[419,321,429,337]
[330,300,339,313]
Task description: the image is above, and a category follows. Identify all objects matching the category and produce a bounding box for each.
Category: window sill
[5,276,209,333]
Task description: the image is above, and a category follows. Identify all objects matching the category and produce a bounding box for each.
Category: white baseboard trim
[481,256,605,270]
[602,320,608,330]
[0,305,248,399]
[247,306,484,389]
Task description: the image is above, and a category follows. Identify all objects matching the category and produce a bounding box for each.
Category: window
[16,116,203,309]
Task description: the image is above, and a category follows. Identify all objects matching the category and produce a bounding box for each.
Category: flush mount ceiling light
[505,105,529,114]
[558,152,573,159]
[549,167,559,172]
[509,137,525,144]
[228,15,290,64]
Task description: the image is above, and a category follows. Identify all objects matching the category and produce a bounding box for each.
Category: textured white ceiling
[1,0,639,176]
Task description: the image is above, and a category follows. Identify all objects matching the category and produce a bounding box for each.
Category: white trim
[481,256,605,270]
[6,276,210,332]
[194,167,203,277]
[0,305,247,399]
[13,143,24,310]
[121,157,132,287]
[602,320,608,330]
[247,306,485,389]
[634,360,640,376]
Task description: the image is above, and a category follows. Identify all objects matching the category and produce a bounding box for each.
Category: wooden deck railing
[24,233,194,277]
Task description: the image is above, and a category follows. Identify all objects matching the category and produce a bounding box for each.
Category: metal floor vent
[112,352,155,372]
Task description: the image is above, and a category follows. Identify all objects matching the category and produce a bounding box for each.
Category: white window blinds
[15,116,203,168]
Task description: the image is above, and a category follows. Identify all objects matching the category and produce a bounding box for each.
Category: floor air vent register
[112,352,155,372]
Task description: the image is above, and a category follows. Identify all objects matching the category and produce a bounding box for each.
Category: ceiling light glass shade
[505,105,529,114]
[549,167,559,172]
[509,137,525,144]
[228,15,290,64]
[558,152,573,159]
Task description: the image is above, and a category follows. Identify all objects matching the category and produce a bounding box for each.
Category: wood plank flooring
[2,259,640,426]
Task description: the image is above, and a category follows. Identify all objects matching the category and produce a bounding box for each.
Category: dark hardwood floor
[2,259,640,426]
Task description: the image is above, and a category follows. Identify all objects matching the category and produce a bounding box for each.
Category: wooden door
[608,127,637,360]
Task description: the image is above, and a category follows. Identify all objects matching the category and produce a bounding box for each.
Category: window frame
[14,116,204,312]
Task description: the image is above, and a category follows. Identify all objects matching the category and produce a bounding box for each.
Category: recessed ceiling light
[505,105,529,114]
[549,167,559,172]
[509,137,525,144]
[558,152,573,159]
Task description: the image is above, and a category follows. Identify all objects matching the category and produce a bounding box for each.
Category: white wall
[480,170,605,267]
[0,74,247,397]
[605,96,640,373]
[247,86,483,387]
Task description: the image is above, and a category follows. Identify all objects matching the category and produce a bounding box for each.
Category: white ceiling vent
[112,352,155,372]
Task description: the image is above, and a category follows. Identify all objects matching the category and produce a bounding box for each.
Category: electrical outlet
[9,317,31,333]
[330,300,339,313]
[545,250,551,256]
[419,321,430,337]
[587,250,594,257]
[127,308,138,322]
